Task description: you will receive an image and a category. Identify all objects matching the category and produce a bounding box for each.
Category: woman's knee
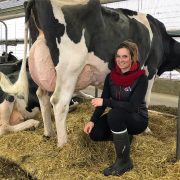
[107,109,126,131]
[107,108,126,120]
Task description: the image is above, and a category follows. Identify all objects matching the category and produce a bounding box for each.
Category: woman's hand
[84,121,94,134]
[91,98,103,107]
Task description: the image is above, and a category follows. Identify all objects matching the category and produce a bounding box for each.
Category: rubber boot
[103,129,133,176]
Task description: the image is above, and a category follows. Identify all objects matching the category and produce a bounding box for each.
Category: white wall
[0,17,25,59]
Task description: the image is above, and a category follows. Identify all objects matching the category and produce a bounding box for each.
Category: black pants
[89,108,148,141]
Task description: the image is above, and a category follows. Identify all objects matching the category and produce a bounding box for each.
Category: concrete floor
[81,86,179,108]
[150,92,178,107]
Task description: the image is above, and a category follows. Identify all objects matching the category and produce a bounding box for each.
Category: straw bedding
[0,101,179,180]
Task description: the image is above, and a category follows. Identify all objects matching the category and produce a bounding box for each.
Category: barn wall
[0,17,26,59]
[104,0,180,31]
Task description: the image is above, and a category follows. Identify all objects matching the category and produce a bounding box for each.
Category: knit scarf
[110,62,145,86]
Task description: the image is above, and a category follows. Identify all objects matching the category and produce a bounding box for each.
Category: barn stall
[0,101,179,179]
[0,0,180,179]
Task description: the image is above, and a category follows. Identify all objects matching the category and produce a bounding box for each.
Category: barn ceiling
[0,0,126,21]
[0,0,26,20]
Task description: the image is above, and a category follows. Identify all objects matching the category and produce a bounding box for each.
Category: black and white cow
[24,0,180,147]
[0,70,40,135]
[1,52,18,63]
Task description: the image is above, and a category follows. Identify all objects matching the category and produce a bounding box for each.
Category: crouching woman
[83,40,148,176]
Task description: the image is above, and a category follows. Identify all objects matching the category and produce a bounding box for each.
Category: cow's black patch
[7,71,39,112]
[36,0,65,66]
[0,88,14,104]
[0,88,6,104]
[120,8,138,16]
[25,0,65,66]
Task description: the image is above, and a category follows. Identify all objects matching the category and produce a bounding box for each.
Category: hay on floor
[0,101,179,180]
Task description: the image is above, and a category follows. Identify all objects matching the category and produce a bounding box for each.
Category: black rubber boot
[129,134,133,144]
[103,130,133,176]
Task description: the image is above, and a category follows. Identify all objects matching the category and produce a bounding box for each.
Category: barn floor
[0,101,179,180]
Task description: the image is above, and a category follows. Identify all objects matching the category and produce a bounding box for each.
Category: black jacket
[91,73,148,123]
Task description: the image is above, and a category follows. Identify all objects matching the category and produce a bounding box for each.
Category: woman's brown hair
[117,40,139,64]
[108,40,139,69]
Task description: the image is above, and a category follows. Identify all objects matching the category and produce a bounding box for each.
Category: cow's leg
[16,99,40,119]
[0,100,13,135]
[51,60,87,147]
[36,87,55,137]
[74,91,94,99]
[145,75,156,107]
[51,71,78,147]
[145,75,156,134]
[7,119,39,133]
[0,100,39,135]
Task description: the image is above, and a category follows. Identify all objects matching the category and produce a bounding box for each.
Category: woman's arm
[90,74,111,122]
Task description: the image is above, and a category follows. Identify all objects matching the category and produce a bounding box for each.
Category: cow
[0,70,40,135]
[23,0,180,147]
[1,51,18,63]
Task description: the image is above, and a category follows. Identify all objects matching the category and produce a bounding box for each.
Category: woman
[84,40,148,176]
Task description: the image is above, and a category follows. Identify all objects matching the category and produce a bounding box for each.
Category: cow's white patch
[129,13,153,45]
[145,74,156,107]
[76,52,110,89]
[36,88,55,137]
[51,0,88,6]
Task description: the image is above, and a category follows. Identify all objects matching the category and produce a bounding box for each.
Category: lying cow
[24,0,180,147]
[0,71,40,135]
[1,51,18,63]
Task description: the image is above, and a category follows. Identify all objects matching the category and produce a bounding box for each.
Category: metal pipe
[0,20,8,62]
[176,93,180,160]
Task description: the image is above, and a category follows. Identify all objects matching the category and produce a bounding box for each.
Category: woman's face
[115,47,132,73]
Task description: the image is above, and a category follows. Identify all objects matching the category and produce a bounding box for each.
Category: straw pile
[0,100,179,180]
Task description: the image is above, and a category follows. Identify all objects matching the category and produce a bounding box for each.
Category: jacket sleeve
[103,74,148,112]
[90,74,111,122]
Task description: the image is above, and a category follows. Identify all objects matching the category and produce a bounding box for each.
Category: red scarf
[110,62,145,86]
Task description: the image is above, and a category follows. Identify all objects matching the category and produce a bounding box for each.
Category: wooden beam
[0,5,24,20]
[167,30,180,37]
[100,0,126,4]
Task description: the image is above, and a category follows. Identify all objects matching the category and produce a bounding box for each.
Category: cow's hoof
[43,135,51,140]
[57,139,67,148]
[28,126,36,131]
[144,127,153,134]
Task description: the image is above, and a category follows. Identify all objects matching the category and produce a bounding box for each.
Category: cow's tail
[13,10,30,104]
[24,0,35,23]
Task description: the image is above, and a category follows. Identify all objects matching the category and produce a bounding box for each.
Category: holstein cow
[0,27,40,135]
[0,71,40,135]
[24,0,180,147]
